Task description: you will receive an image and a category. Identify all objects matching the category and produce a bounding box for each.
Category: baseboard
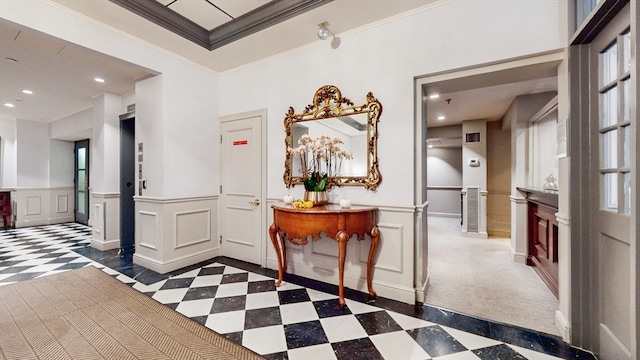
[512,250,527,264]
[134,248,219,274]
[48,216,74,225]
[555,310,571,342]
[15,219,48,228]
[265,258,416,305]
[427,212,461,219]
[90,237,120,251]
[415,273,430,304]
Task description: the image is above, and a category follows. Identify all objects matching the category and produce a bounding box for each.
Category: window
[599,29,631,214]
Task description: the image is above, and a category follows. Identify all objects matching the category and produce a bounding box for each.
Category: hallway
[425,216,559,335]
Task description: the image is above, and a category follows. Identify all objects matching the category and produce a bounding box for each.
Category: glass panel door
[74,140,90,225]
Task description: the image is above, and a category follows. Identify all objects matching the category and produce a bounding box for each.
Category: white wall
[531,111,559,188]
[219,0,566,206]
[0,118,17,188]
[17,120,49,188]
[49,139,74,187]
[49,108,92,141]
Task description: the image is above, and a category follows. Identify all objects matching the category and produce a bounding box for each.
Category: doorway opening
[415,53,563,335]
[74,139,90,225]
[120,114,135,253]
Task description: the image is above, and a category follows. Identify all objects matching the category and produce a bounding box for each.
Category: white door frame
[219,108,268,267]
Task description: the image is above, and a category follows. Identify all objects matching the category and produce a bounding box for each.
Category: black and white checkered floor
[0,223,595,360]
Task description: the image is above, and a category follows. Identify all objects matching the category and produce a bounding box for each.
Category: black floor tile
[407,325,467,358]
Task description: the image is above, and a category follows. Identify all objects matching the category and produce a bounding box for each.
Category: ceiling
[0,0,557,129]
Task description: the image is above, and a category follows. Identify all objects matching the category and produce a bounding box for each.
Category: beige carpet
[425,216,560,336]
[0,266,263,360]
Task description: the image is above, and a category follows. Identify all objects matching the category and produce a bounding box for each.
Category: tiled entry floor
[0,223,596,360]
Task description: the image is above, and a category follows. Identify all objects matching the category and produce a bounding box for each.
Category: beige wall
[487,121,511,237]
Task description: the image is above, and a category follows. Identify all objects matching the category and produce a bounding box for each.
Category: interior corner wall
[0,118,17,188]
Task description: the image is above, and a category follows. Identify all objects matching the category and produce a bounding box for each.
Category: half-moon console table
[268,203,379,306]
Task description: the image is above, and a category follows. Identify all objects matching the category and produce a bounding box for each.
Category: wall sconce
[317,21,340,49]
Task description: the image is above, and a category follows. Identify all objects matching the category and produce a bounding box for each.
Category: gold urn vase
[303,191,327,206]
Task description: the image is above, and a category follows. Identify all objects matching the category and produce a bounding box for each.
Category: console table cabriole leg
[367,226,379,298]
[268,223,284,287]
[336,230,349,307]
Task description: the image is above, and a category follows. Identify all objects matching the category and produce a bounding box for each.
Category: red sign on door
[233,140,248,146]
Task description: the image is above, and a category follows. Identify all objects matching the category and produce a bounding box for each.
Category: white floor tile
[306,288,338,302]
[247,272,273,282]
[388,310,436,330]
[21,263,65,273]
[175,298,215,318]
[440,326,502,351]
[245,291,281,310]
[190,274,223,287]
[431,350,481,360]
[508,344,566,360]
[205,310,246,334]
[151,288,189,304]
[172,268,200,278]
[343,298,379,314]
[320,315,368,343]
[280,301,319,325]
[370,331,431,360]
[133,280,167,293]
[287,343,337,360]
[242,324,288,355]
[14,257,57,267]
[215,282,248,298]
[222,266,246,274]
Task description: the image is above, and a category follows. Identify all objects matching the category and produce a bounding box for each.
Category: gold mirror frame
[283,85,382,190]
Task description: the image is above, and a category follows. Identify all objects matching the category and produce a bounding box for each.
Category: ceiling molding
[108,0,333,51]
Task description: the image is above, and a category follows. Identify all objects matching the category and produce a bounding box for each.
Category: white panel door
[590,4,633,359]
[219,111,266,265]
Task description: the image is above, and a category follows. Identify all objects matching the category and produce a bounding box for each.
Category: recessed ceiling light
[437,115,445,120]
[429,94,439,99]
[22,89,33,94]
[94,77,105,83]
[4,103,14,108]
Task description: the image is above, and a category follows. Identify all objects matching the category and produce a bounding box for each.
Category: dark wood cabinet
[0,191,12,229]
[518,188,559,298]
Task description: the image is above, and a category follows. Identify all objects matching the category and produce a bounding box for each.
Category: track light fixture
[317,21,331,40]
[317,21,340,49]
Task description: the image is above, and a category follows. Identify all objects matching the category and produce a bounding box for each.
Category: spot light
[317,21,340,49]
[94,77,105,83]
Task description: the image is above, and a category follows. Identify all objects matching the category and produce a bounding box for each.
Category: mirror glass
[283,85,382,190]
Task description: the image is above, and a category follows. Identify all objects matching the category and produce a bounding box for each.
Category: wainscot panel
[266,199,416,304]
[90,192,120,251]
[134,196,218,274]
[13,188,75,227]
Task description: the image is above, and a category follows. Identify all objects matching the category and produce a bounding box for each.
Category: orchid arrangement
[287,134,353,191]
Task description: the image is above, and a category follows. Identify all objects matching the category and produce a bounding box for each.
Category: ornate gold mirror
[283,85,382,190]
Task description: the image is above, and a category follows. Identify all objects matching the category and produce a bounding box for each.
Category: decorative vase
[304,191,327,206]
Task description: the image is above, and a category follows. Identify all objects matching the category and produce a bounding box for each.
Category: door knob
[249,199,260,206]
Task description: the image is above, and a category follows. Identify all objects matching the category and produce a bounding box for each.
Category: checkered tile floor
[0,223,595,360]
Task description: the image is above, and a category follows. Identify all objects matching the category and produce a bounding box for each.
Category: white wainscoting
[414,200,429,303]
[134,196,218,274]
[90,192,121,251]
[13,187,74,227]
[265,199,417,304]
